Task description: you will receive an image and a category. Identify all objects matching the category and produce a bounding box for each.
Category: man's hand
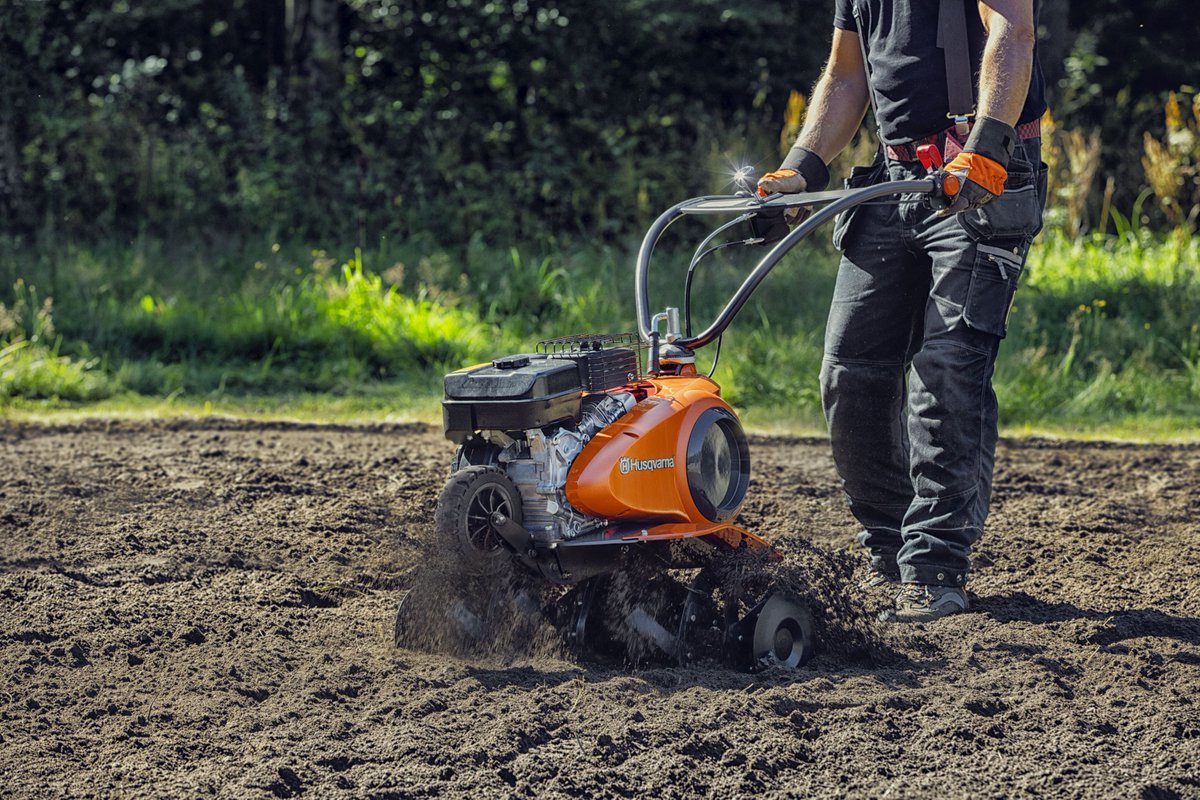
[937,0,1035,216]
[757,169,812,225]
[937,115,1018,216]
[939,151,1007,214]
[757,168,806,197]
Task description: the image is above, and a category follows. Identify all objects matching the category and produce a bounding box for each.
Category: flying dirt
[1,419,1198,798]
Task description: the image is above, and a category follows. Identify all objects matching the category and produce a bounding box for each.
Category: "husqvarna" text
[619,456,675,475]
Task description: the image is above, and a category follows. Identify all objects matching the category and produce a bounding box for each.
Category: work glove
[756,146,830,226]
[757,168,806,197]
[937,116,1018,216]
[756,169,809,227]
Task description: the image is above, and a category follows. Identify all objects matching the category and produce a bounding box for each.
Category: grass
[2,221,1199,441]
[996,226,1200,430]
[0,383,446,426]
[0,283,115,403]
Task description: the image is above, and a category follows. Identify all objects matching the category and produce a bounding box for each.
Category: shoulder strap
[939,0,975,138]
[850,0,896,167]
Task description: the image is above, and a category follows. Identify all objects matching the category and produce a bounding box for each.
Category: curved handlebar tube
[635,179,937,350]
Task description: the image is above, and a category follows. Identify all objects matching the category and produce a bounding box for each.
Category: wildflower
[1166,91,1182,132]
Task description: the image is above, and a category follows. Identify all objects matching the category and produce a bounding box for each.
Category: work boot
[857,565,900,591]
[880,583,969,623]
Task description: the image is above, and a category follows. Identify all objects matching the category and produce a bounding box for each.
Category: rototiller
[432,169,947,670]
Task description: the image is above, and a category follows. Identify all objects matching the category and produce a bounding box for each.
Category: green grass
[997,227,1200,428]
[0,282,116,402]
[2,223,1198,441]
[0,382,445,426]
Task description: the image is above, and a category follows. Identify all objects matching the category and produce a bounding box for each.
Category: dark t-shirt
[833,0,1046,145]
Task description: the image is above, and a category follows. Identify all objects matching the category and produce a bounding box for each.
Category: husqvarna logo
[619,455,675,475]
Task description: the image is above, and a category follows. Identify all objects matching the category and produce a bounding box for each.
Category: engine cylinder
[500,390,636,544]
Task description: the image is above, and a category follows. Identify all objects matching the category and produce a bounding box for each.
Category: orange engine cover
[565,375,747,524]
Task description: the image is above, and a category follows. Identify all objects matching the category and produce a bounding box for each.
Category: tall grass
[4,91,1200,432]
[0,282,113,402]
[997,226,1200,425]
[3,219,1197,435]
[2,250,498,405]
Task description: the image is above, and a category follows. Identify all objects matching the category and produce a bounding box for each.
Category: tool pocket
[957,156,1045,242]
[832,160,885,250]
[962,239,1028,337]
[1037,159,1049,214]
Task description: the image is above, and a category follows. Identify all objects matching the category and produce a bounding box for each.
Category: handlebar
[635,178,939,350]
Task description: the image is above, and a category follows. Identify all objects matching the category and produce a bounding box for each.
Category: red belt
[885,118,1042,162]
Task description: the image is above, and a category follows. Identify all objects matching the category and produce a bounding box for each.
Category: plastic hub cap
[465,485,511,555]
[699,423,733,504]
[686,408,750,522]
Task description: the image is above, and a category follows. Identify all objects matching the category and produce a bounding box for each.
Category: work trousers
[822,139,1046,587]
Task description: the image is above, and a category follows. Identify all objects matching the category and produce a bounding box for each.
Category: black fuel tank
[442,354,582,441]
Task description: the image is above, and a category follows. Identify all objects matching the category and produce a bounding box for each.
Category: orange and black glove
[756,170,808,229]
[757,168,805,198]
[938,116,1019,215]
[753,147,830,240]
[757,146,829,199]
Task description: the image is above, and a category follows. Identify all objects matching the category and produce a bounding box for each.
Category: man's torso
[833,0,1047,145]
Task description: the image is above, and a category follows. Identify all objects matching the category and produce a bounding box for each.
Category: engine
[498,391,635,543]
[442,344,640,544]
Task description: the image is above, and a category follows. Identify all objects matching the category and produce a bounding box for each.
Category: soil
[1,419,1198,799]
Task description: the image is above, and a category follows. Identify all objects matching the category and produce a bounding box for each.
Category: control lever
[917,144,961,209]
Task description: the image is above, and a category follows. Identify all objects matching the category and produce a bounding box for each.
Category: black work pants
[821,140,1045,587]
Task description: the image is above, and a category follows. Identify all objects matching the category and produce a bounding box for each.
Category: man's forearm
[783,28,871,167]
[793,69,870,163]
[939,0,1037,213]
[976,0,1036,126]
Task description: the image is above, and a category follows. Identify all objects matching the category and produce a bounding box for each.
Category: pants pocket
[833,160,885,250]
[957,154,1045,241]
[962,239,1028,337]
[1037,160,1049,217]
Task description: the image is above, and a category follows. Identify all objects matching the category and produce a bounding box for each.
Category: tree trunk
[0,111,21,230]
[285,0,340,98]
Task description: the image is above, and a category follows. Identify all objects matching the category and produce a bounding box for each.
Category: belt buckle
[948,113,973,141]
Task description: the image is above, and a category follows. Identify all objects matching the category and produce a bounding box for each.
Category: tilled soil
[1,419,1198,799]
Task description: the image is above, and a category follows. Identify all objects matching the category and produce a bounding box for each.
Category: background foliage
[4,0,1195,246]
[2,0,1199,432]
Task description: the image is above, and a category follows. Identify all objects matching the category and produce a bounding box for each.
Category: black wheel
[436,465,523,573]
[750,593,814,670]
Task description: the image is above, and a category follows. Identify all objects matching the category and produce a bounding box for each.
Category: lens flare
[730,165,756,194]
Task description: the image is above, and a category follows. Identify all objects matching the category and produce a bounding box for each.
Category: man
[758,0,1047,621]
